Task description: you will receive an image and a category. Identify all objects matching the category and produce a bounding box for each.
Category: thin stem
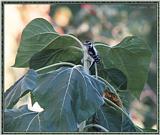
[104,97,127,116]
[83,46,90,73]
[68,46,83,51]
[79,38,90,131]
[61,34,90,74]
[97,76,117,93]
[36,62,75,73]
[61,34,84,48]
[95,63,98,79]
[83,124,109,132]
[97,76,123,107]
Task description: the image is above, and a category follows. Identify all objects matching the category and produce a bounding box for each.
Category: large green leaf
[95,36,152,97]
[4,66,106,132]
[32,65,105,131]
[13,18,83,68]
[29,36,83,70]
[4,70,37,109]
[94,103,137,132]
[13,18,59,67]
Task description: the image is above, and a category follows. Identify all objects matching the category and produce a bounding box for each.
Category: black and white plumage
[83,41,100,67]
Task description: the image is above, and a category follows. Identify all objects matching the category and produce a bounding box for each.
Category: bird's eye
[84,41,92,45]
[88,45,93,48]
[85,40,90,43]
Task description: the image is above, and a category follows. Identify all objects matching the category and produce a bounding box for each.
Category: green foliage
[13,18,59,67]
[4,18,152,132]
[95,36,152,96]
[5,66,106,132]
[4,105,39,132]
[93,104,137,132]
[29,36,83,70]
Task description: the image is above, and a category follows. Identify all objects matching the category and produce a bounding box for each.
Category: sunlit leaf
[13,18,83,69]
[13,18,59,67]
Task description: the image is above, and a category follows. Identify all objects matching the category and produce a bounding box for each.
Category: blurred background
[4,3,157,130]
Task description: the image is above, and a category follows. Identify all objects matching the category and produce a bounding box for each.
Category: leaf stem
[97,76,116,93]
[83,124,109,132]
[77,37,90,131]
[104,97,127,116]
[97,76,123,107]
[83,47,90,73]
[61,34,90,74]
[61,34,84,48]
[36,62,75,73]
[95,63,98,79]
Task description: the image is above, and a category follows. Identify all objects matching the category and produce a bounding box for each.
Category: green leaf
[117,90,132,110]
[92,67,127,90]
[105,68,127,90]
[31,65,106,131]
[95,36,152,97]
[4,70,37,109]
[29,35,83,70]
[4,66,106,132]
[13,18,59,67]
[13,18,83,68]
[4,105,39,132]
[94,103,137,132]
